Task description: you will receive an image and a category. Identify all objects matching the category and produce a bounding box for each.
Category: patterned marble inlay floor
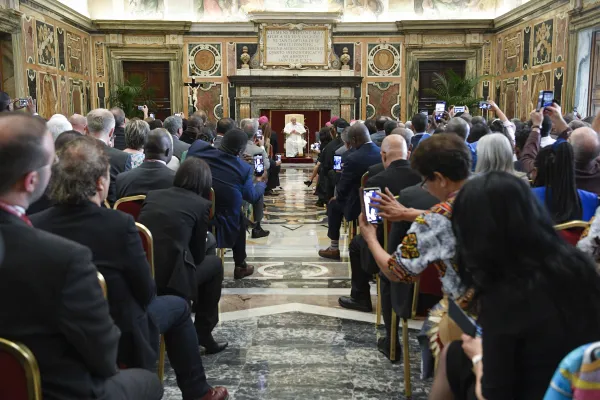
[161,165,431,399]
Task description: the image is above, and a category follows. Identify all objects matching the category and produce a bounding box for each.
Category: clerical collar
[0,201,26,217]
[145,159,167,166]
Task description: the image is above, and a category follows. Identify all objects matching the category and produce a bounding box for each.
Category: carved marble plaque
[263,25,327,66]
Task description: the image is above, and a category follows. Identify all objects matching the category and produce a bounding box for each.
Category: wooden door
[123,61,171,120]
[590,31,600,117]
[418,61,466,115]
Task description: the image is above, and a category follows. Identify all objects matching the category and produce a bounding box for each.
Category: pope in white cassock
[284,117,307,157]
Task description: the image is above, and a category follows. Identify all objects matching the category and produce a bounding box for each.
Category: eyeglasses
[420,177,428,189]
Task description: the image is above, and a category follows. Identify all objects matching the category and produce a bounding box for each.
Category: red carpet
[282,157,314,164]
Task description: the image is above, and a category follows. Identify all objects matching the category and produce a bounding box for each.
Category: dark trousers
[104,368,163,400]
[147,296,211,400]
[327,199,344,241]
[253,195,264,225]
[349,235,374,304]
[380,273,399,346]
[206,232,217,256]
[193,255,224,346]
[267,162,281,190]
[232,217,247,266]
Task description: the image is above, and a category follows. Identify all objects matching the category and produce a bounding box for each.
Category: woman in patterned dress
[123,119,149,169]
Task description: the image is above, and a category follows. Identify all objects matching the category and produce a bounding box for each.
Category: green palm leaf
[423,70,487,111]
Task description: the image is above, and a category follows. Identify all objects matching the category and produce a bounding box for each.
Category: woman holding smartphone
[429,172,600,400]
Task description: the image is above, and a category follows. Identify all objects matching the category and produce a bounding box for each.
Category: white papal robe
[284,122,307,157]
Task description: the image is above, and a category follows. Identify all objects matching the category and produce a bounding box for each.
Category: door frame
[107,46,183,115]
[405,48,481,120]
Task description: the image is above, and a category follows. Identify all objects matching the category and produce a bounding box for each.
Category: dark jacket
[317,137,344,201]
[139,187,211,300]
[31,203,158,371]
[368,162,385,178]
[113,125,127,151]
[389,185,439,318]
[0,210,121,400]
[337,142,382,220]
[172,135,190,161]
[104,142,132,205]
[187,144,266,248]
[115,161,175,199]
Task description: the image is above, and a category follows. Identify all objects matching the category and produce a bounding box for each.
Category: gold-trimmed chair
[208,188,227,264]
[135,222,165,383]
[97,271,107,299]
[114,195,147,221]
[0,338,42,400]
[554,220,590,246]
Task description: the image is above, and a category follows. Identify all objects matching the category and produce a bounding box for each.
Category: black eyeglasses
[420,178,428,189]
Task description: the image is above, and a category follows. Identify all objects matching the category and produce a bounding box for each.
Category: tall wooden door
[418,61,466,115]
[123,61,171,120]
[590,31,600,117]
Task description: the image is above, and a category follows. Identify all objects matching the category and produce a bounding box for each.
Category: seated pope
[284,117,307,157]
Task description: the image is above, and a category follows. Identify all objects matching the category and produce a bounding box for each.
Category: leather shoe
[199,345,206,356]
[204,341,229,355]
[264,189,279,197]
[234,264,254,279]
[198,386,229,400]
[251,227,270,239]
[377,336,400,363]
[316,200,325,207]
[338,296,372,312]
[318,247,340,260]
[304,180,312,187]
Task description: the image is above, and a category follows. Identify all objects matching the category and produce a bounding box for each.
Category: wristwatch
[472,354,483,366]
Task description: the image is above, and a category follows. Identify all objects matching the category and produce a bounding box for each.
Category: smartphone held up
[253,155,265,177]
[363,187,383,225]
[536,90,554,111]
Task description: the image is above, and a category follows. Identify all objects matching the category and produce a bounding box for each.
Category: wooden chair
[103,199,111,209]
[0,338,42,400]
[97,271,107,299]
[208,188,227,264]
[114,195,146,221]
[135,222,165,383]
[554,220,590,246]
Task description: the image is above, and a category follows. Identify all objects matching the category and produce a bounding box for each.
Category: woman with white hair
[475,133,526,179]
[47,114,73,141]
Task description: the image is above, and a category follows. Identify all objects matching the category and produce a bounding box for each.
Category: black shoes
[204,341,229,355]
[316,200,325,207]
[377,336,401,363]
[234,264,255,279]
[264,189,279,197]
[304,180,313,187]
[251,227,270,239]
[338,296,373,313]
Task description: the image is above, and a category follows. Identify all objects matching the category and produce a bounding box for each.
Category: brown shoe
[234,264,254,279]
[199,387,229,400]
[318,247,340,260]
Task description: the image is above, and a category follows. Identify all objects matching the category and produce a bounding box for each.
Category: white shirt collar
[145,159,167,166]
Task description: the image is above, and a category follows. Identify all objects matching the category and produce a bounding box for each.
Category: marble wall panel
[23,16,35,64]
[366,82,400,120]
[69,79,83,115]
[482,40,491,76]
[188,43,222,78]
[235,43,258,70]
[57,28,66,71]
[532,19,553,67]
[574,28,593,114]
[94,41,105,78]
[333,43,354,70]
[495,37,502,76]
[189,82,222,122]
[554,14,567,62]
[1,40,15,96]
[522,26,531,70]
[67,31,83,74]
[97,82,106,108]
[530,70,553,108]
[554,67,564,105]
[503,31,521,74]
[36,21,56,67]
[38,72,57,117]
[26,69,36,101]
[367,43,401,77]
[520,76,530,119]
[502,78,519,120]
[354,42,362,76]
[59,76,68,115]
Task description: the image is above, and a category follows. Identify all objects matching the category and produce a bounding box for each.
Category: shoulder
[9,224,91,264]
[425,200,454,220]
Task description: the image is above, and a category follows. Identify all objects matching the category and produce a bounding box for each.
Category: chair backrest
[136,222,155,278]
[361,172,369,189]
[0,338,42,400]
[97,271,107,299]
[285,114,304,126]
[209,188,216,220]
[554,220,590,246]
[114,195,146,221]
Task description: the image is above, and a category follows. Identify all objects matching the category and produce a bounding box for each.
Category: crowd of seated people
[4,87,600,400]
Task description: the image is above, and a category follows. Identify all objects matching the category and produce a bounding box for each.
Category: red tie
[0,201,33,227]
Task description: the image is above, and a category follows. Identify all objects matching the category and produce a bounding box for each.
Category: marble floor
[163,165,430,400]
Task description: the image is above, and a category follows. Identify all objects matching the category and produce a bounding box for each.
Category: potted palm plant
[424,70,486,112]
[108,75,156,118]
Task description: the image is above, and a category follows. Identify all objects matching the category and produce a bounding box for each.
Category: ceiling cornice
[493,0,570,32]
[20,0,93,31]
[247,11,342,24]
[93,20,192,33]
[396,20,494,34]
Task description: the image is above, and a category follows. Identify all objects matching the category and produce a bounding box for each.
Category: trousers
[147,296,211,399]
[104,368,163,400]
[232,217,247,266]
[253,195,264,225]
[327,199,344,241]
[349,235,374,304]
[193,255,224,346]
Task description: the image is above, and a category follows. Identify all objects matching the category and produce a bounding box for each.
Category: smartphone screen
[276,154,282,162]
[149,113,155,119]
[333,155,342,171]
[435,102,446,121]
[454,106,465,113]
[19,98,28,108]
[448,299,480,337]
[256,131,263,141]
[363,188,383,224]
[253,155,264,176]
[537,90,554,110]
[137,105,144,111]
[420,110,428,116]
[479,101,490,110]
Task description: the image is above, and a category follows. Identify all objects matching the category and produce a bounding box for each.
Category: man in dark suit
[31,135,229,400]
[110,107,127,150]
[213,117,236,150]
[316,119,348,206]
[164,115,190,161]
[116,128,175,199]
[86,108,132,205]
[188,128,267,279]
[338,136,421,313]
[0,113,162,400]
[319,122,382,260]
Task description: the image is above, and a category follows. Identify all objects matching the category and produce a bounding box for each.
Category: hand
[358,212,377,243]
[464,106,470,114]
[255,137,265,147]
[242,154,253,163]
[142,105,149,118]
[449,106,456,118]
[276,160,282,167]
[370,188,409,222]
[255,170,268,183]
[545,104,569,134]
[461,334,482,360]
[487,100,499,111]
[530,108,544,126]
[26,97,36,114]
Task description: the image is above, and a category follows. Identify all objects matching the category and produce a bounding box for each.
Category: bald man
[116,128,175,199]
[319,123,382,260]
[569,127,600,193]
[69,113,87,134]
[338,135,421,318]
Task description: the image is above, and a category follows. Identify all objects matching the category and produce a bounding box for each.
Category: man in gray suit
[164,115,190,161]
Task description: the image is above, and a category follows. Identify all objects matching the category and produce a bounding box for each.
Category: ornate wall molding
[93,20,191,33]
[21,0,93,31]
[123,35,166,45]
